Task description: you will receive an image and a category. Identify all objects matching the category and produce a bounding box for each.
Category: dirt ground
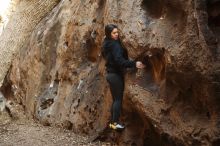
[0,112,111,146]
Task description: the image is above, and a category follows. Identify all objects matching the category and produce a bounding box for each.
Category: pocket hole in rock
[142,0,165,18]
[135,47,166,94]
[40,98,54,110]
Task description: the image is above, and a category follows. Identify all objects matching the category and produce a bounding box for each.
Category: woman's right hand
[136,61,145,69]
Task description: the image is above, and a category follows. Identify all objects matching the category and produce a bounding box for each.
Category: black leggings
[106,73,124,123]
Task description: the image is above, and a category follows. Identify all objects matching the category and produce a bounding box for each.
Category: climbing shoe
[109,122,125,130]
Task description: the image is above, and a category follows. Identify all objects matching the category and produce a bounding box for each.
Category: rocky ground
[0,111,112,146]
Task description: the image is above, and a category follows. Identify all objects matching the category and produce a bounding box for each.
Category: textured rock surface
[0,0,60,86]
[0,0,20,35]
[1,0,220,145]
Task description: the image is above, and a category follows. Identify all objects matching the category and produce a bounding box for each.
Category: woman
[102,24,145,130]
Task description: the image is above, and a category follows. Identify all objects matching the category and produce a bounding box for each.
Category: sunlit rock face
[0,0,60,87]
[0,0,16,35]
[1,0,220,145]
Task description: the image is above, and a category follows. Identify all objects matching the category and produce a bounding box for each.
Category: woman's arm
[111,42,136,68]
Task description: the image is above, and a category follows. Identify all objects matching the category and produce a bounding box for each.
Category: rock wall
[1,0,220,145]
[0,0,20,35]
[0,0,60,86]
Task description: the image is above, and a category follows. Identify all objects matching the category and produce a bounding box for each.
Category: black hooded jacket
[102,38,136,75]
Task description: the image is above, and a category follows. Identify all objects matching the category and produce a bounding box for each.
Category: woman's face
[111,28,119,40]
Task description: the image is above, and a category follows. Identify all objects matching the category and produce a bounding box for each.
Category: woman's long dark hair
[104,24,126,48]
[103,24,129,59]
[105,24,118,39]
